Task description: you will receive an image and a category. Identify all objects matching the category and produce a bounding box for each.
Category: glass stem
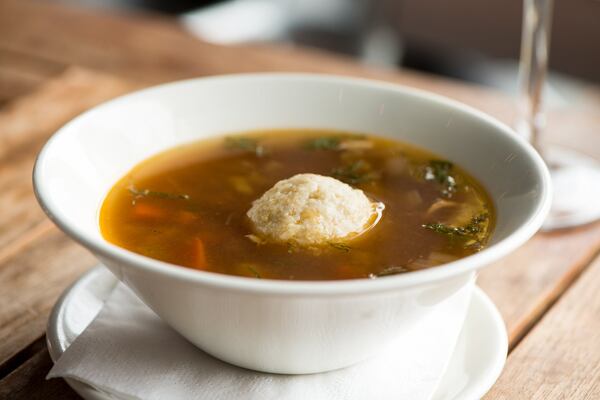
[518,0,554,157]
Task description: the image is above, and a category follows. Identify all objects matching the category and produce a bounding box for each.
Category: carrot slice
[133,203,165,219]
[194,238,207,269]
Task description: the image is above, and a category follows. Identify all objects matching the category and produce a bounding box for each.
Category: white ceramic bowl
[34,74,550,374]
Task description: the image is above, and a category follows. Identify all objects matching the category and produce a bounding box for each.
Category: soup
[100,130,494,280]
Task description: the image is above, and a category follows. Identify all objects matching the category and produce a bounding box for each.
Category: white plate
[47,266,507,400]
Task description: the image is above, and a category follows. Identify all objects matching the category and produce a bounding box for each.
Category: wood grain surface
[479,226,600,348]
[0,48,65,106]
[486,256,600,399]
[0,68,136,369]
[0,69,137,251]
[0,346,79,400]
[0,0,599,398]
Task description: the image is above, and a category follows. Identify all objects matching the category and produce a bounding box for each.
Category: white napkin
[48,280,473,400]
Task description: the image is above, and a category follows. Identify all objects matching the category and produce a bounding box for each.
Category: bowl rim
[33,72,552,296]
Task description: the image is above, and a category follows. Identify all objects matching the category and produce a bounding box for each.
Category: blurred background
[54,0,600,108]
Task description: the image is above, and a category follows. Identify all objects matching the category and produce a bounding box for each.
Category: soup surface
[100,130,494,280]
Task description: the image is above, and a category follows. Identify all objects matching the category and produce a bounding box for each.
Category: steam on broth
[100,129,494,280]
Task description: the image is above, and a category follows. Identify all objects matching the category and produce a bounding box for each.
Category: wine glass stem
[518,0,554,157]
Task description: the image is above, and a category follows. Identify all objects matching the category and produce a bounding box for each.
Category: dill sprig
[246,265,262,279]
[424,160,457,198]
[306,136,341,150]
[422,213,489,247]
[328,242,352,252]
[128,186,190,205]
[331,160,380,185]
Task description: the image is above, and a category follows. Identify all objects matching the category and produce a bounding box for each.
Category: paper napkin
[49,279,473,400]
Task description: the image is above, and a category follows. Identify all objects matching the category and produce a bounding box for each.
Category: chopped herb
[129,186,189,205]
[422,213,488,237]
[369,265,408,278]
[224,136,265,157]
[328,242,351,252]
[422,213,489,249]
[331,160,380,184]
[247,265,262,279]
[424,160,457,198]
[306,136,341,150]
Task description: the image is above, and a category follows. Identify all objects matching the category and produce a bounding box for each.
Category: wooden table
[1,0,600,398]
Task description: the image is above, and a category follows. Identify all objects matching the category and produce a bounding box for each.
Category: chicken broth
[100,130,495,280]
